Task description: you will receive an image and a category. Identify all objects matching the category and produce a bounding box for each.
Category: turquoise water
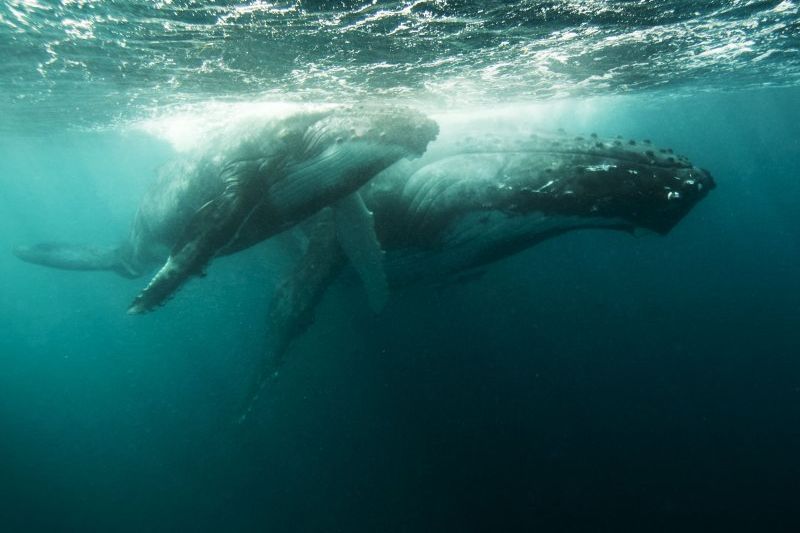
[2,2,800,531]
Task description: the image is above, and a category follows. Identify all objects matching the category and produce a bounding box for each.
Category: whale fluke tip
[127,302,147,315]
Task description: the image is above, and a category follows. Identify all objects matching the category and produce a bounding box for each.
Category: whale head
[512,134,716,235]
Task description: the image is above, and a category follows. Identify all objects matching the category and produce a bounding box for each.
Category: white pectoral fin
[333,193,389,313]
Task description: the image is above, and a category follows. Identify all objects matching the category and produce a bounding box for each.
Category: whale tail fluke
[13,242,141,279]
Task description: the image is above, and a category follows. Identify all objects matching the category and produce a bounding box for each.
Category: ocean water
[1,1,800,531]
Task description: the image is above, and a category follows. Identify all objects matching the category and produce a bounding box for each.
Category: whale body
[239,130,716,418]
[14,105,439,313]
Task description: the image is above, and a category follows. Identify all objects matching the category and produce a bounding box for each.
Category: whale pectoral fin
[127,200,226,314]
[128,161,264,314]
[333,192,389,313]
[238,210,347,422]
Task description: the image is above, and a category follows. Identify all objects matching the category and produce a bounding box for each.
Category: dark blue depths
[1,88,799,532]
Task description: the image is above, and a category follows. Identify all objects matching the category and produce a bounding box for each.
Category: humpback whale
[240,130,716,417]
[14,105,439,313]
